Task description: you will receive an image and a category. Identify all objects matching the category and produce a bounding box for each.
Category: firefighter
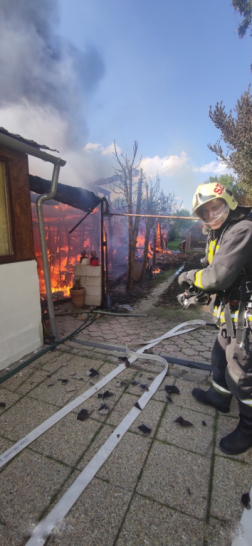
[178,182,252,455]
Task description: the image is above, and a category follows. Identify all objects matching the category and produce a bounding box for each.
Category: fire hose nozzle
[177,287,212,309]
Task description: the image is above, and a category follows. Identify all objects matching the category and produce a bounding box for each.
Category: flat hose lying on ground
[0,319,205,471]
[0,319,205,545]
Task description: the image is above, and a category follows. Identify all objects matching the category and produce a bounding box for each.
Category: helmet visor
[197,201,229,227]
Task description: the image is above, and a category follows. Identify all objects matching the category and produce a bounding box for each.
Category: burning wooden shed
[0,127,106,370]
[29,176,103,300]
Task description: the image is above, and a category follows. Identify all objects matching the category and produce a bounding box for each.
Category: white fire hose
[0,319,205,544]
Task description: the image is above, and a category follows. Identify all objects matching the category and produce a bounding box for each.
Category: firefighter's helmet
[192,182,238,216]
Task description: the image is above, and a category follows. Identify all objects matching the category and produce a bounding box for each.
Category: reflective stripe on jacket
[187,219,252,323]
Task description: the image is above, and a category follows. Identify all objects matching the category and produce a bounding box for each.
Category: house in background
[0,128,66,371]
[185,220,207,253]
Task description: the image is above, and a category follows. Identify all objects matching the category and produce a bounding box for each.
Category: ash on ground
[108,252,204,309]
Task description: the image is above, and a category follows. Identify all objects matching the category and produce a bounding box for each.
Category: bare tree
[140,176,160,280]
[112,141,143,291]
[140,177,180,278]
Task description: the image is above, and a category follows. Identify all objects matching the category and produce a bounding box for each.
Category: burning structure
[0,127,112,369]
[29,176,102,299]
[0,124,183,374]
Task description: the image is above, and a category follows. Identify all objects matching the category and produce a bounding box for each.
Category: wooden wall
[0,144,34,264]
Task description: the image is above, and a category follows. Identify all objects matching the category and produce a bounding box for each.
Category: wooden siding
[0,144,34,264]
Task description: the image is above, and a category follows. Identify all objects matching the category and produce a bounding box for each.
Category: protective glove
[178,270,199,286]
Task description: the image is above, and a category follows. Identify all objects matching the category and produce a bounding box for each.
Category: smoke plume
[0,0,109,185]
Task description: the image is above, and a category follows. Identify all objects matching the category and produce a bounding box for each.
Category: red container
[90,258,98,266]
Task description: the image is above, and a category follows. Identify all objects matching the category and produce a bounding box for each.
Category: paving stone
[31,350,61,368]
[193,354,212,363]
[0,365,37,392]
[116,494,205,546]
[168,378,216,416]
[98,361,120,376]
[152,377,176,402]
[0,525,21,546]
[0,436,14,455]
[181,371,210,382]
[192,344,210,352]
[175,341,189,348]
[130,398,165,438]
[77,423,114,470]
[62,354,105,378]
[32,412,102,467]
[27,372,85,407]
[157,404,214,456]
[97,431,151,490]
[15,368,49,395]
[190,338,206,346]
[211,455,252,521]
[0,449,70,540]
[180,347,199,356]
[101,390,135,425]
[204,517,237,546]
[46,478,131,546]
[38,357,68,374]
[0,388,21,412]
[88,331,106,338]
[127,371,159,396]
[198,350,212,360]
[161,343,177,352]
[166,366,185,379]
[70,381,122,422]
[106,364,131,386]
[137,441,210,519]
[0,396,57,441]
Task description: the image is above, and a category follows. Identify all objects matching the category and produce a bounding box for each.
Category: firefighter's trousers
[212,323,252,414]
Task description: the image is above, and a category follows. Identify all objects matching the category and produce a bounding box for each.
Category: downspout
[36,160,62,340]
[101,197,109,309]
[101,198,105,308]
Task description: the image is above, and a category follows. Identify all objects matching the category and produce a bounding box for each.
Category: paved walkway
[0,300,252,545]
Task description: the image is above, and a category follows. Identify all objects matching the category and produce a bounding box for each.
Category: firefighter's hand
[178,272,190,286]
[178,270,198,286]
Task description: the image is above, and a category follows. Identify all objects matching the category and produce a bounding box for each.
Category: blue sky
[0,0,251,210]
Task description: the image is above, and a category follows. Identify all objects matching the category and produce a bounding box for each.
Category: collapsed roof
[30,175,101,213]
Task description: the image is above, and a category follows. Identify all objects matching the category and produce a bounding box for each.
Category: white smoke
[0,0,111,187]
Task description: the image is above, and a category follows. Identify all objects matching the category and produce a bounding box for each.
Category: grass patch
[167,238,181,250]
[152,269,175,284]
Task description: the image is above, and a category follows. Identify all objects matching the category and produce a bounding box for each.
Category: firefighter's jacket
[185,218,252,324]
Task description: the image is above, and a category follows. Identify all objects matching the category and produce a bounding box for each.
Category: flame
[32,200,99,298]
[136,233,145,251]
[31,200,168,297]
[156,221,162,251]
